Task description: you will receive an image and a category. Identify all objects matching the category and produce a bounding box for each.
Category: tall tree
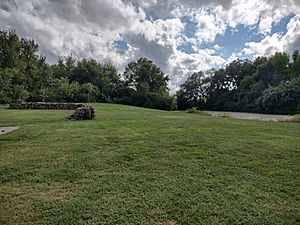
[122,58,175,110]
[123,58,169,93]
[176,71,211,110]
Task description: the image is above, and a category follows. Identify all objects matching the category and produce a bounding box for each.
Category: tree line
[0,30,175,110]
[1,30,299,114]
[177,51,300,114]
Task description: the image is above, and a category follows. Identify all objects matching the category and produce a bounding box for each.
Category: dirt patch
[155,220,178,225]
[0,127,19,135]
[39,186,74,202]
[0,184,40,225]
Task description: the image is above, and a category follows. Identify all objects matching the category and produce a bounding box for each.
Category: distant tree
[257,76,300,114]
[48,78,80,102]
[254,52,290,86]
[0,68,29,103]
[124,58,169,93]
[0,29,53,103]
[1,29,299,112]
[51,55,76,79]
[176,71,211,110]
[68,59,121,102]
[225,59,256,87]
[100,62,122,102]
[10,85,29,103]
[0,30,20,69]
[78,83,98,102]
[0,68,14,103]
[292,50,299,63]
[291,50,300,77]
[122,58,175,110]
[177,51,300,114]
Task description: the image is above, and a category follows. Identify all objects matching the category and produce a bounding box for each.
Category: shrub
[186,107,210,116]
[280,114,300,123]
[187,107,198,113]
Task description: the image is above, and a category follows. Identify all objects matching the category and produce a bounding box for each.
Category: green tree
[122,58,174,110]
[51,55,76,79]
[11,85,29,103]
[176,71,211,110]
[49,78,80,102]
[78,83,98,102]
[0,30,20,69]
[291,50,300,77]
[0,68,13,103]
[257,77,300,114]
[124,58,169,93]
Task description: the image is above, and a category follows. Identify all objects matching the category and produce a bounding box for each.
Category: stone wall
[8,102,87,110]
[8,102,95,120]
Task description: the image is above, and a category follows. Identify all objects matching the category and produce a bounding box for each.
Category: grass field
[0,103,299,225]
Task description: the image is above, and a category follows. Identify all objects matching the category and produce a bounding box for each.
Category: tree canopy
[177,52,300,114]
[0,30,175,110]
[1,29,299,113]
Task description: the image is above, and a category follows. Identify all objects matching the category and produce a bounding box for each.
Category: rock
[68,107,95,120]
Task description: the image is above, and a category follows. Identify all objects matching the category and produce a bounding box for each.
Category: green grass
[0,103,299,225]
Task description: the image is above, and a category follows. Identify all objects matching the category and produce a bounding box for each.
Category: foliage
[177,51,300,114]
[1,29,299,113]
[257,76,300,114]
[50,78,81,102]
[0,30,174,110]
[122,58,175,110]
[123,58,169,92]
[78,83,98,102]
[177,71,211,110]
[279,114,300,123]
[187,107,198,113]
[186,107,210,116]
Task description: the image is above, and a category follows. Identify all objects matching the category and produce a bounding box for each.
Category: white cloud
[167,49,226,92]
[226,53,239,64]
[0,0,143,65]
[283,14,300,52]
[0,0,299,91]
[213,44,222,51]
[219,0,300,35]
[137,18,184,47]
[242,15,300,57]
[193,8,227,44]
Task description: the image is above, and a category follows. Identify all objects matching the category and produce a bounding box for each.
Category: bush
[186,107,210,116]
[11,85,29,103]
[257,77,300,114]
[187,107,198,113]
[280,115,300,123]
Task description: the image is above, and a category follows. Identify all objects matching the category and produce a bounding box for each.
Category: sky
[1,0,300,92]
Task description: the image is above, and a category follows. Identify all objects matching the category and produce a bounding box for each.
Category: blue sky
[115,14,294,58]
[1,0,299,91]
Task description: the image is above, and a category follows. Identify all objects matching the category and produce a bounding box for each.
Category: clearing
[0,104,299,225]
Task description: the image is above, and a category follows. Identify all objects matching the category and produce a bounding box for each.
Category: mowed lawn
[0,104,299,225]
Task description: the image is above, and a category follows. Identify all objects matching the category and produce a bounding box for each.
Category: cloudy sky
[1,0,300,91]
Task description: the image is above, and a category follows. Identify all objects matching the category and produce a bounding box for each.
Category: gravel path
[205,111,292,121]
[0,127,19,135]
